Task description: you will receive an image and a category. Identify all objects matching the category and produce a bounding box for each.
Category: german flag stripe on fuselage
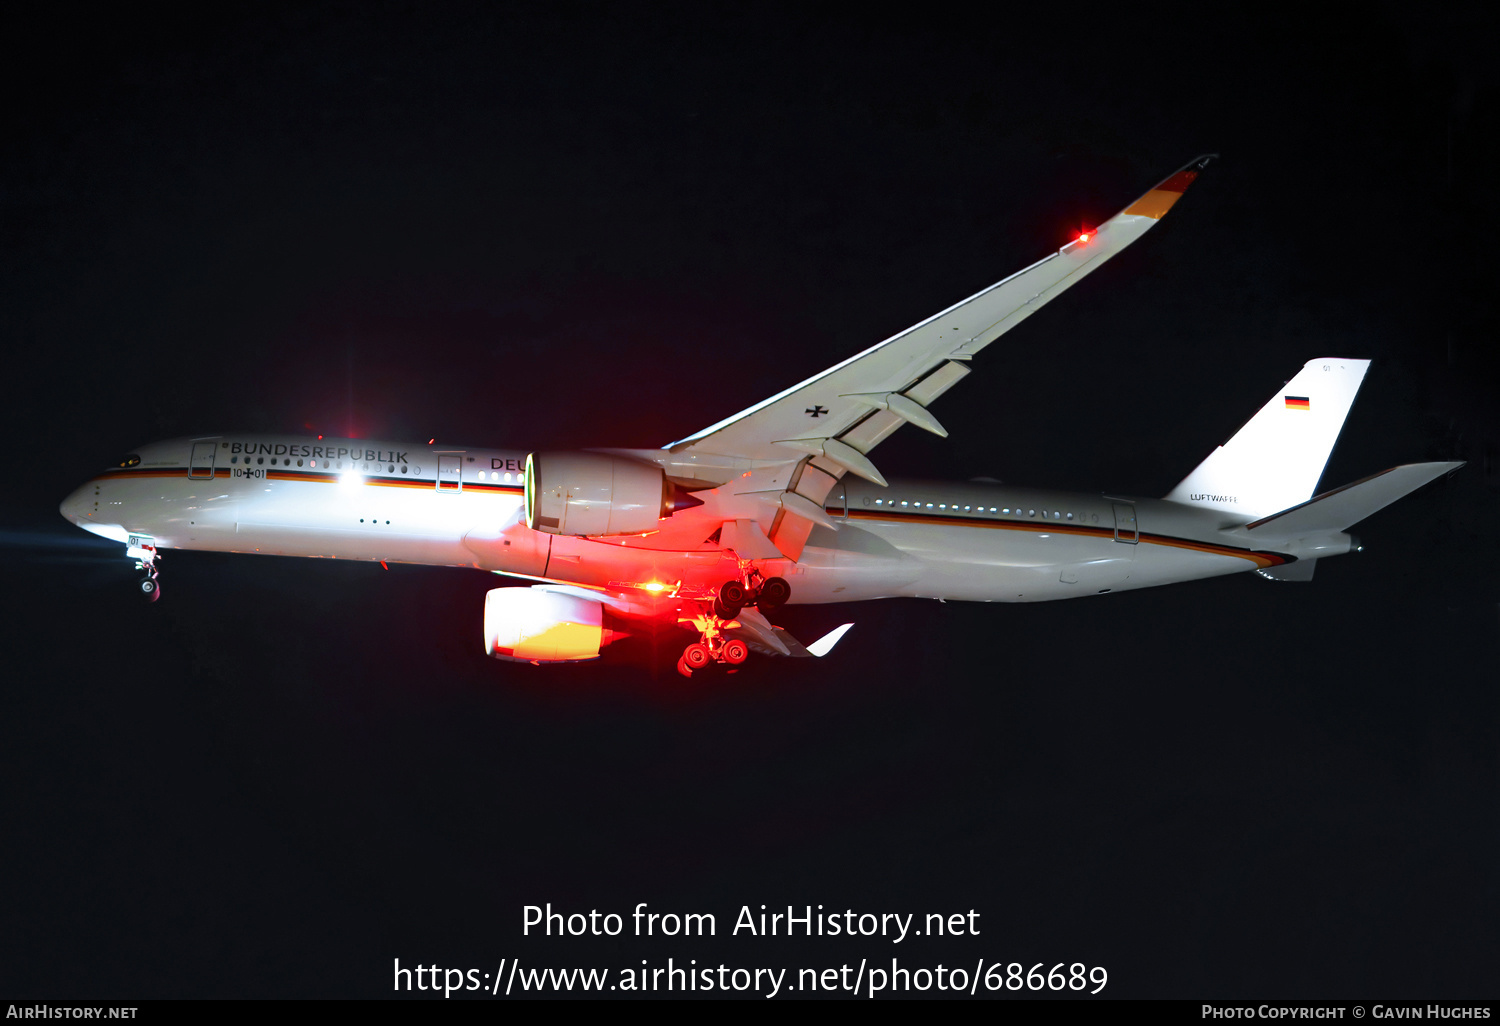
[96,467,231,480]
[92,465,524,495]
[260,469,524,494]
[834,507,1293,569]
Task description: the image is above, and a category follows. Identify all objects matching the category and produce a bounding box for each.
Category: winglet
[806,623,854,657]
[1124,153,1218,220]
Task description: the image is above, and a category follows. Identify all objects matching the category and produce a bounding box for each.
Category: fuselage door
[437,455,463,492]
[1112,502,1138,544]
[189,442,217,480]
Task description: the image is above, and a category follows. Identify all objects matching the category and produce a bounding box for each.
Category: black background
[3,1,1496,1000]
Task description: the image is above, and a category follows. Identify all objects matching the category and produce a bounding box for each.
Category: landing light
[643,582,669,593]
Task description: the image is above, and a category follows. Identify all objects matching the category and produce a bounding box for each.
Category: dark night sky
[3,1,1497,1000]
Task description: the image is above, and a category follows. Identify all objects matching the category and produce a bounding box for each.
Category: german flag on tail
[1284,396,1310,411]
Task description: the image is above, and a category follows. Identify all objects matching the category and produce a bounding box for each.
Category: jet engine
[524,452,700,536]
[484,586,625,663]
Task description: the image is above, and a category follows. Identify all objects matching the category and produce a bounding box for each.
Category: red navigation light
[1078,231,1091,244]
[429,438,435,444]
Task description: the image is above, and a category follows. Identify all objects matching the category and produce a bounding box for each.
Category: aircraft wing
[722,607,855,659]
[666,155,1217,474]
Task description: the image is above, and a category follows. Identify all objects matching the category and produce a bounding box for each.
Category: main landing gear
[128,534,160,603]
[675,569,790,678]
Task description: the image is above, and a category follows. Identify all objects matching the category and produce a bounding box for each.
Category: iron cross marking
[806,404,828,418]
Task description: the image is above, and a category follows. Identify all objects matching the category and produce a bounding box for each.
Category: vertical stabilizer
[1165,358,1370,519]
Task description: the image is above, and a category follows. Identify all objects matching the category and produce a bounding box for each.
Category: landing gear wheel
[719,579,747,609]
[676,656,694,678]
[139,577,160,603]
[682,643,712,672]
[757,576,791,611]
[713,597,740,620]
[721,638,749,665]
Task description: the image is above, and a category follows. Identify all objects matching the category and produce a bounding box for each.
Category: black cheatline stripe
[96,465,527,497]
[840,508,1292,567]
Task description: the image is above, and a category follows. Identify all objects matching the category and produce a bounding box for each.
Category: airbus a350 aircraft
[59,155,1462,676]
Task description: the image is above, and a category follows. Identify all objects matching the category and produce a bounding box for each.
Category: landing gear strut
[128,534,160,603]
[675,570,792,677]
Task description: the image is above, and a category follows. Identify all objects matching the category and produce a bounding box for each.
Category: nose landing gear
[128,534,160,603]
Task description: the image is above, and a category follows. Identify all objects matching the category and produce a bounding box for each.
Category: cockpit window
[117,454,141,468]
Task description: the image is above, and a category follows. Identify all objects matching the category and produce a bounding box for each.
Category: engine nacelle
[484,586,619,663]
[524,452,697,536]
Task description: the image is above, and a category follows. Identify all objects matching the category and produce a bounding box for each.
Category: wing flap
[718,519,783,560]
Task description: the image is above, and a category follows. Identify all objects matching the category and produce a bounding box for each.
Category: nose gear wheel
[131,540,161,603]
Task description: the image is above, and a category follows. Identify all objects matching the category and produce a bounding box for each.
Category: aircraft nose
[59,481,94,525]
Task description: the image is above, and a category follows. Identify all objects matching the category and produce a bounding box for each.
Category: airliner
[59,155,1462,676]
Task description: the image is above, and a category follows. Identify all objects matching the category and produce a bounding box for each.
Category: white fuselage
[60,434,1327,606]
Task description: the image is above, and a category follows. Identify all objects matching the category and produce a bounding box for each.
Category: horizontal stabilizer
[1244,462,1463,539]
